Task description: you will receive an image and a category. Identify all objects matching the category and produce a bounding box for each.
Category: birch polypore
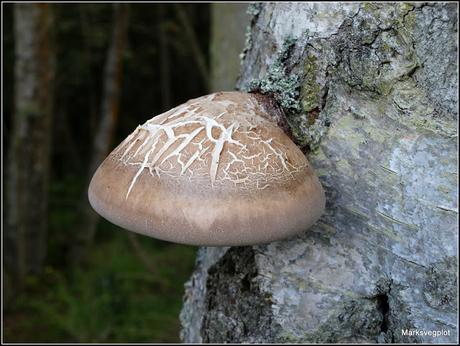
[88,91,325,245]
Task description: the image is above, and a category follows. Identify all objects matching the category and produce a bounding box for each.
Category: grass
[4,223,197,343]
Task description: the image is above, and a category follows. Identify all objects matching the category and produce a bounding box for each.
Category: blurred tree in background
[3,3,212,342]
[6,2,55,296]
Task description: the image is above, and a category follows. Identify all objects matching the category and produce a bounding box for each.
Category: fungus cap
[88,91,325,246]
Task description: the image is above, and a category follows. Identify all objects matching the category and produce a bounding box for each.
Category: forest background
[3,3,247,342]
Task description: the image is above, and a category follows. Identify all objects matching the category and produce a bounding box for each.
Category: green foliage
[6,174,197,342]
[47,175,85,266]
[5,232,197,342]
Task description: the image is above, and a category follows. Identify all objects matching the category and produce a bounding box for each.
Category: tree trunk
[209,3,250,92]
[5,3,55,293]
[71,3,129,265]
[180,3,458,343]
[174,4,210,91]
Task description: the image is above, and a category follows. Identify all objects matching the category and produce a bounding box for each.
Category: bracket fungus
[88,91,325,246]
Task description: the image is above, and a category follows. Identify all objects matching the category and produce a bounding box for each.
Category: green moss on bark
[300,55,321,113]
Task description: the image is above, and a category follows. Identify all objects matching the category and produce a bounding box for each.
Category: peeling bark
[181,3,458,343]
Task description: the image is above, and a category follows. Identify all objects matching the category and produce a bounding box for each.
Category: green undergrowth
[4,220,197,343]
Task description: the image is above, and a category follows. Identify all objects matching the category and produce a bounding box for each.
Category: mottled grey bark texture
[180,3,458,343]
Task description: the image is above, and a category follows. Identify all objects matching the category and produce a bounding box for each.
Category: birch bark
[181,3,458,343]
